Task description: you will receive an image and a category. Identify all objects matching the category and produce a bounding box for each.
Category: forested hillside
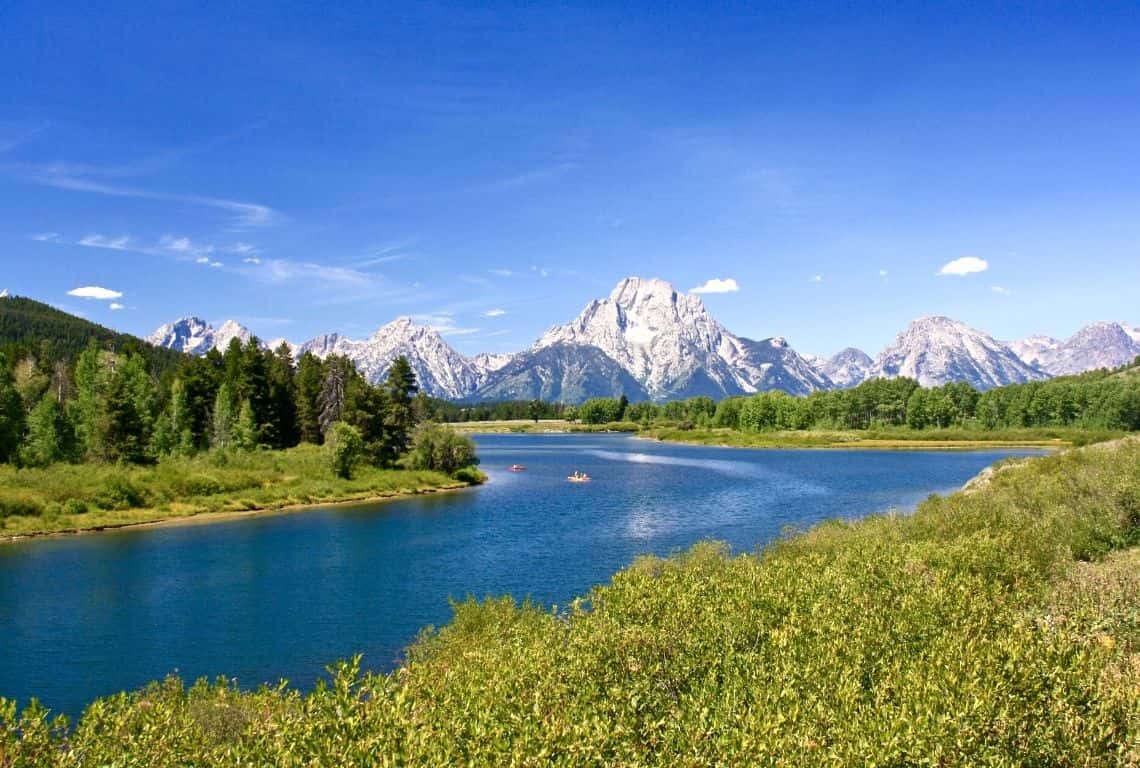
[0,295,183,376]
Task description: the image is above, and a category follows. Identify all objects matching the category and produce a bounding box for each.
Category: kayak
[567,475,591,483]
[509,464,526,471]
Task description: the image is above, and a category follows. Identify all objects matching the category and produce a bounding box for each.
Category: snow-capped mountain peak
[534,276,824,399]
[871,316,1044,389]
[822,347,874,389]
[146,316,217,355]
[1015,322,1140,376]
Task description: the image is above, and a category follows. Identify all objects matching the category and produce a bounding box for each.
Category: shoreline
[0,482,476,544]
[636,433,1066,451]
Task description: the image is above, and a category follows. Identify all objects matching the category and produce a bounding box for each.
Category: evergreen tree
[266,343,298,448]
[20,391,71,466]
[295,352,324,444]
[378,356,418,462]
[317,356,351,435]
[0,358,24,463]
[212,383,235,450]
[232,398,258,450]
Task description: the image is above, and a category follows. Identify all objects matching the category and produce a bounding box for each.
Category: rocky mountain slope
[145,279,1137,402]
[870,316,1045,389]
[1011,322,1140,376]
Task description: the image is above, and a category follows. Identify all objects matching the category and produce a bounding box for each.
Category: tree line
[554,359,1140,432]
[0,337,476,475]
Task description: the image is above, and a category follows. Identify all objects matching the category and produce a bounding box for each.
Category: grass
[643,425,1125,450]
[0,445,480,538]
[445,419,641,434]
[2,438,1139,764]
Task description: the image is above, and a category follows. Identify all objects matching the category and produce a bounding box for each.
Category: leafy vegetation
[0,444,470,537]
[0,309,481,535]
[3,440,1138,764]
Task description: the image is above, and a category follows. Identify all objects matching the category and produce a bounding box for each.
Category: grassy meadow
[3,438,1138,764]
[0,445,478,538]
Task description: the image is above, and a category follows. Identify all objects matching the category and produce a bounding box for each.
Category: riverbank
[2,438,1136,763]
[0,445,482,539]
[449,420,1121,450]
[639,425,1116,450]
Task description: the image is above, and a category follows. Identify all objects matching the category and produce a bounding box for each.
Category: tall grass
[2,441,1139,764]
[0,445,474,537]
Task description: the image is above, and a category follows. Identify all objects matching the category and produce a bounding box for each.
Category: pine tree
[20,391,70,466]
[233,399,258,451]
[0,357,25,464]
[317,356,350,436]
[295,352,324,444]
[212,383,235,450]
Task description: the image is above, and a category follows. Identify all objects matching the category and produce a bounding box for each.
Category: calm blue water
[0,434,1040,716]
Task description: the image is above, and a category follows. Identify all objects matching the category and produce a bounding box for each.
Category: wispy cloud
[195,256,210,264]
[25,165,280,228]
[496,161,576,189]
[109,302,125,310]
[691,277,740,294]
[160,235,214,257]
[30,232,60,242]
[67,285,122,300]
[990,285,1012,295]
[938,256,988,276]
[878,269,888,278]
[412,312,480,336]
[242,256,261,264]
[483,308,507,317]
[256,258,373,287]
[78,234,132,251]
[809,275,823,283]
[489,268,513,277]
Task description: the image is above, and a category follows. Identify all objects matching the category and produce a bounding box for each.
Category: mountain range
[145,277,1140,403]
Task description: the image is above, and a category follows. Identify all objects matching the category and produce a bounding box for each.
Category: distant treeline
[534,359,1140,431]
[0,336,474,475]
[419,398,571,422]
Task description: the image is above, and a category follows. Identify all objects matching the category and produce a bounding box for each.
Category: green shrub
[62,498,88,516]
[93,475,147,510]
[404,423,478,475]
[324,421,364,479]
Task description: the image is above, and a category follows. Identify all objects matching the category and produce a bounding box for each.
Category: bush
[93,475,147,510]
[62,498,87,516]
[404,423,479,475]
[324,421,363,479]
[453,466,486,485]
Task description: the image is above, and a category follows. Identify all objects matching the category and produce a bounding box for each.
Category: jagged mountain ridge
[821,347,875,390]
[145,280,1139,402]
[871,316,1045,389]
[1009,322,1140,376]
[534,277,827,399]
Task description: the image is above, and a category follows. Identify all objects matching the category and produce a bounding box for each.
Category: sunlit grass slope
[0,444,472,537]
[3,441,1139,765]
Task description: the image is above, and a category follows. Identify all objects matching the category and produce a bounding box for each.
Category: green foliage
[325,421,364,479]
[578,397,626,424]
[404,423,479,475]
[3,441,1139,763]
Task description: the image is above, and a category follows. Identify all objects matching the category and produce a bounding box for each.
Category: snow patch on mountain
[534,277,825,399]
[821,348,874,389]
[870,316,1044,389]
[1018,322,1140,376]
[297,317,481,399]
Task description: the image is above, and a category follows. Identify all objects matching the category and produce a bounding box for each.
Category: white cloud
[810,275,823,283]
[879,269,888,278]
[28,168,280,228]
[196,256,210,264]
[78,234,131,251]
[937,256,989,276]
[30,232,60,242]
[690,277,740,294]
[242,257,261,264]
[67,285,122,300]
[109,302,125,310]
[230,242,258,254]
[209,261,224,268]
[483,308,507,317]
[160,235,214,257]
[489,268,513,277]
[990,285,1012,295]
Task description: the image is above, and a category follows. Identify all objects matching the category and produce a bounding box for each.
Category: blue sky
[2,1,1139,356]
